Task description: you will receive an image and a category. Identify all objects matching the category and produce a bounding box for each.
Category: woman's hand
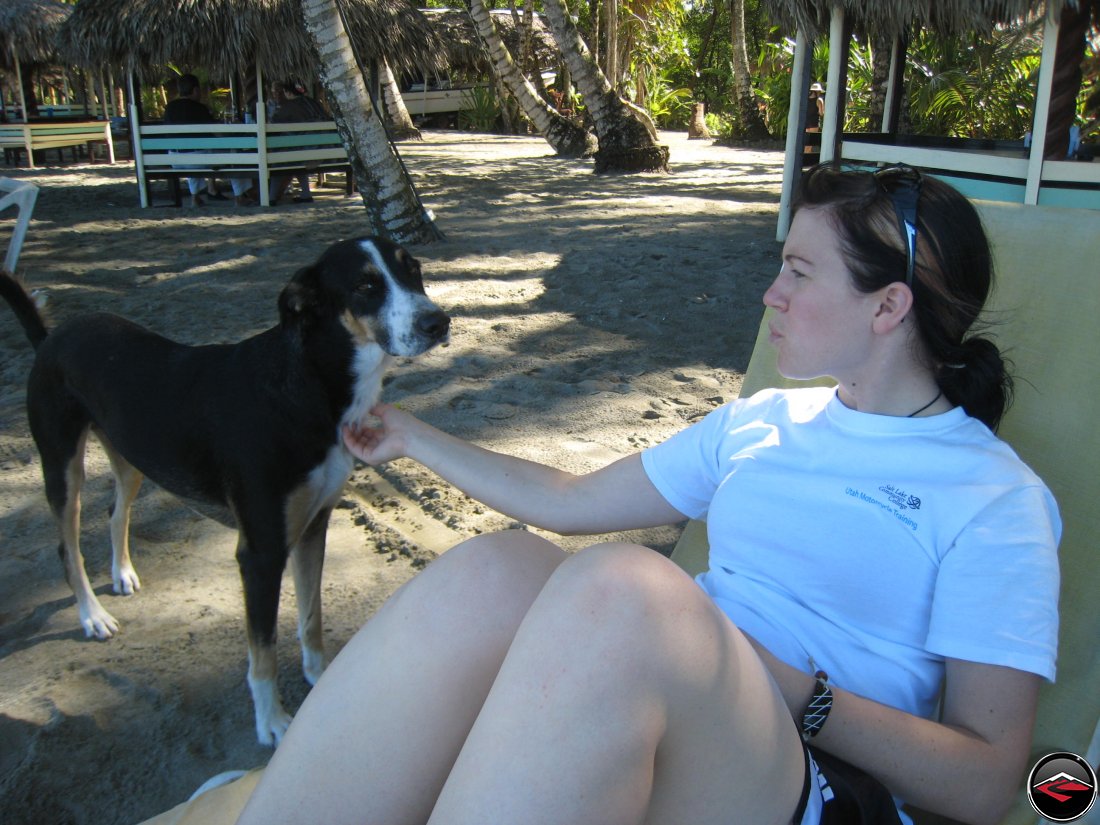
[342,403,416,465]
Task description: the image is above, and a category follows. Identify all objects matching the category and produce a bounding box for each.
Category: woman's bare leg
[237,530,567,825]
[428,542,806,825]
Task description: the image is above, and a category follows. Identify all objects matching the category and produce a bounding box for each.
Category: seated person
[162,73,256,207]
[237,164,1060,825]
[268,79,329,205]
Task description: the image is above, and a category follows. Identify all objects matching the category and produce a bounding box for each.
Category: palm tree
[729,0,770,139]
[541,0,669,172]
[378,58,422,141]
[467,0,595,157]
[300,0,442,244]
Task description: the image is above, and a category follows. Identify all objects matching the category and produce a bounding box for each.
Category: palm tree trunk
[467,0,595,157]
[541,0,669,173]
[605,0,619,90]
[378,59,422,141]
[869,29,892,132]
[729,0,770,140]
[299,0,442,244]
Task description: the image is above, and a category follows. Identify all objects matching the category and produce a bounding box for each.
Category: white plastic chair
[0,177,39,273]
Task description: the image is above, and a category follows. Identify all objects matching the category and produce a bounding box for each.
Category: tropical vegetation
[433,0,1098,144]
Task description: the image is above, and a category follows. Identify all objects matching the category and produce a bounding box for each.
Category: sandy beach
[0,129,785,824]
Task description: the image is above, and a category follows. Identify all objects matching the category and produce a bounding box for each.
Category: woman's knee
[389,530,567,626]
[547,542,697,614]
[536,543,714,650]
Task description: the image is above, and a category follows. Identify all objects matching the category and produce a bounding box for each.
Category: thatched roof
[56,0,447,82]
[421,7,560,74]
[0,0,71,68]
[761,0,1056,38]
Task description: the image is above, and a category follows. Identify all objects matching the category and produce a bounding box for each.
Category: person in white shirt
[238,163,1059,825]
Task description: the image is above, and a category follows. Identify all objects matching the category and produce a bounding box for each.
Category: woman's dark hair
[793,163,1013,430]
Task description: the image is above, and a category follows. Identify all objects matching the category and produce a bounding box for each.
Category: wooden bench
[1,120,116,169]
[132,121,353,207]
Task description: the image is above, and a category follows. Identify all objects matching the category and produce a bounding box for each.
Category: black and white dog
[0,237,449,745]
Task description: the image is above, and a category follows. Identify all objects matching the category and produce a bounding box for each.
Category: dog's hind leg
[289,507,331,687]
[40,427,120,639]
[235,527,293,746]
[97,429,144,596]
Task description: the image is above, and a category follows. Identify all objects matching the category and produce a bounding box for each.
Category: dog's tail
[0,269,49,349]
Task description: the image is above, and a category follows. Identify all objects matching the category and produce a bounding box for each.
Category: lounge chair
[0,177,39,273]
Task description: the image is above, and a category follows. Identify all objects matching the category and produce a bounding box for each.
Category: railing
[132,121,351,207]
[839,133,1100,210]
[1,121,115,169]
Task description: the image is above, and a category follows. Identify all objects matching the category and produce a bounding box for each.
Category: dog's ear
[394,247,424,285]
[278,266,324,325]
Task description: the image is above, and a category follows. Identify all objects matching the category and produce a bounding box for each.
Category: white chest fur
[286,343,391,541]
[342,344,392,430]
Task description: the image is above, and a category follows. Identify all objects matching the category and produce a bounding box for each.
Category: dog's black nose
[418,311,450,341]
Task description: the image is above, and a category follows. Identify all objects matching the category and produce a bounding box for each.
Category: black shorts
[792,745,905,825]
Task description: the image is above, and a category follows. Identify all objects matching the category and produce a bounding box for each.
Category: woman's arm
[343,403,686,535]
[750,641,1040,825]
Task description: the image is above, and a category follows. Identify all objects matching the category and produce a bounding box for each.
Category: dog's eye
[356,279,378,294]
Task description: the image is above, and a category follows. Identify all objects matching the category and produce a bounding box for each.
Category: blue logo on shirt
[879,484,921,511]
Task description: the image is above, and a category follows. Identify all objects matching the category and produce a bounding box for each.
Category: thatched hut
[767,0,1100,236]
[763,0,1042,40]
[0,0,70,68]
[0,0,71,119]
[56,0,447,111]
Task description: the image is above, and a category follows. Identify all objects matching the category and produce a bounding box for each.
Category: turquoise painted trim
[142,137,257,150]
[1037,187,1100,209]
[265,133,343,149]
[930,175,1026,204]
[24,127,106,136]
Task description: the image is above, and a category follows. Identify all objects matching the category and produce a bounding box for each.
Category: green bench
[0,120,116,168]
[132,121,353,207]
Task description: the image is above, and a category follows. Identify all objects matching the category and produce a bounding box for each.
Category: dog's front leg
[236,531,292,746]
[289,507,330,686]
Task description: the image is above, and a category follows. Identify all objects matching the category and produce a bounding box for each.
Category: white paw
[81,602,119,639]
[249,675,293,747]
[257,704,293,747]
[113,565,141,595]
[302,647,326,686]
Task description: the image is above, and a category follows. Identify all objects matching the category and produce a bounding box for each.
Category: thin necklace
[907,390,942,418]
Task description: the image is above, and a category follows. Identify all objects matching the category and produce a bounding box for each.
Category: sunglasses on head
[872,164,922,288]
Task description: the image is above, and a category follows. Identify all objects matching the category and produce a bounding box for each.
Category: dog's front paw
[249,674,293,747]
[81,602,120,639]
[257,703,293,747]
[113,564,141,596]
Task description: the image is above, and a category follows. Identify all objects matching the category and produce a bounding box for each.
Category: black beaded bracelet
[800,669,833,742]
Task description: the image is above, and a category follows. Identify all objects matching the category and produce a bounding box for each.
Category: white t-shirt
[641,387,1060,719]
